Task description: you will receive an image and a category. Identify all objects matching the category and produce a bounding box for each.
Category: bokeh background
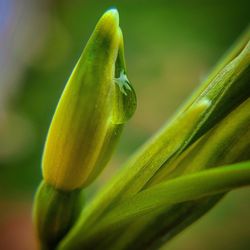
[0,0,249,249]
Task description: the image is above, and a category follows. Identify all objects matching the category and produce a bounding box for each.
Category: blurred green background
[0,0,249,249]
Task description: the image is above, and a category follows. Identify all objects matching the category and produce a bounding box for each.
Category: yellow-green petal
[42,9,136,191]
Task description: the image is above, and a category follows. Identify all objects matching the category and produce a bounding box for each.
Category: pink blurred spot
[0,201,38,250]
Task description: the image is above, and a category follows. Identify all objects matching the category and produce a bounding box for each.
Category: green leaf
[182,25,250,111]
[106,97,250,250]
[149,97,250,184]
[189,40,250,142]
[73,161,250,249]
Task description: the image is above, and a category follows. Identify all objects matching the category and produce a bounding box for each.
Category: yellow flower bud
[42,9,136,191]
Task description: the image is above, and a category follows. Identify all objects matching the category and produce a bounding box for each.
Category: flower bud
[42,9,136,191]
[33,181,82,249]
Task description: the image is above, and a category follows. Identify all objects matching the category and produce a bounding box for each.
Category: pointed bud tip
[102,8,119,26]
[106,7,119,18]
